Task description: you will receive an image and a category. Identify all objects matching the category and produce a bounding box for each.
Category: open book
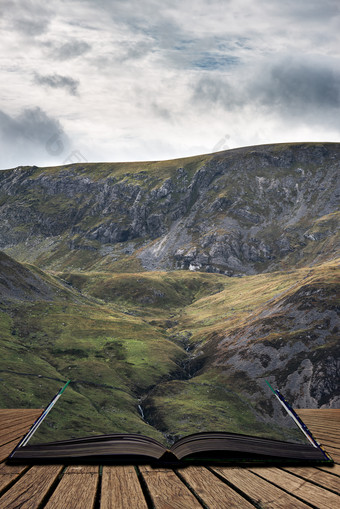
[9,380,333,465]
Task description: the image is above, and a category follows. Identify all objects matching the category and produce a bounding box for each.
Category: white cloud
[0,0,339,169]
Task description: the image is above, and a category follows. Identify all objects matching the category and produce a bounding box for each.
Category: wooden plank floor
[0,409,339,508]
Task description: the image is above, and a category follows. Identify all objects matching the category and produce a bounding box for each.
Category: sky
[1,0,340,169]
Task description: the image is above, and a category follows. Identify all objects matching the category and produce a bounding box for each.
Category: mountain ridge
[1,142,339,274]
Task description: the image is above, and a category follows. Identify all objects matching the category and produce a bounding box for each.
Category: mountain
[0,142,339,441]
[0,142,339,274]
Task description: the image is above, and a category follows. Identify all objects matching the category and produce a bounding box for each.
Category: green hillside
[1,251,338,442]
[0,142,339,443]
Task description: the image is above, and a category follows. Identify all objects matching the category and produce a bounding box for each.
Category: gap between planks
[250,466,340,509]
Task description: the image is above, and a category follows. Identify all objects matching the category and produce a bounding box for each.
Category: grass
[7,300,186,392]
[58,270,225,317]
[172,259,340,345]
[142,376,304,444]
[0,249,339,443]
[19,152,212,183]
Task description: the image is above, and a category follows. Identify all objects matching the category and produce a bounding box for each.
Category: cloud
[118,40,154,62]
[191,53,240,71]
[274,0,340,22]
[1,0,52,36]
[192,55,340,127]
[150,102,173,121]
[34,73,80,96]
[12,17,49,36]
[0,107,70,168]
[1,0,340,168]
[254,59,340,113]
[49,40,91,61]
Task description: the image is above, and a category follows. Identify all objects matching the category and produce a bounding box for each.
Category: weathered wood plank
[299,421,340,429]
[0,464,63,509]
[0,462,27,474]
[45,465,98,509]
[250,467,340,509]
[0,408,338,509]
[0,411,41,445]
[320,446,340,463]
[101,465,148,509]
[0,410,42,417]
[304,423,340,431]
[0,463,29,492]
[177,466,254,508]
[0,439,23,463]
[298,409,340,417]
[318,463,340,475]
[299,417,340,427]
[297,411,340,436]
[304,435,340,446]
[0,423,39,447]
[283,466,340,493]
[306,434,340,444]
[139,466,202,509]
[0,415,40,433]
[299,426,340,437]
[0,411,42,430]
[213,466,311,508]
[299,417,340,424]
[297,425,340,435]
[303,425,340,436]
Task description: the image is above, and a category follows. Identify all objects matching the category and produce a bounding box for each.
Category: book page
[20,378,312,448]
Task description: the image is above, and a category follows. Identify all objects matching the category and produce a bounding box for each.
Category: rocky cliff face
[209,272,339,409]
[0,142,339,273]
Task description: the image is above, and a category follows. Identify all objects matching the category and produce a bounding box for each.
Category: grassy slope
[30,152,213,181]
[0,256,189,442]
[172,259,339,342]
[0,256,339,443]
[135,259,339,439]
[26,258,336,441]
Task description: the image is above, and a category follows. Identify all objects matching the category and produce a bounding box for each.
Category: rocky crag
[0,142,339,274]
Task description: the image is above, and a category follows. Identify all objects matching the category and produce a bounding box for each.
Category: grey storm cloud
[34,73,80,96]
[12,17,49,36]
[150,101,173,121]
[0,107,70,168]
[278,0,340,22]
[252,60,340,113]
[192,57,340,123]
[50,41,91,61]
[0,108,61,142]
[2,0,52,36]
